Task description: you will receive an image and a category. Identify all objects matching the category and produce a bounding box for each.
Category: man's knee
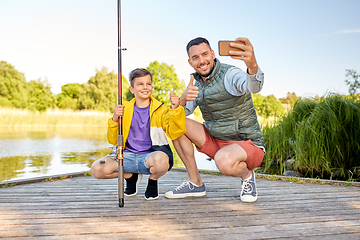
[215,149,247,176]
[216,159,233,176]
[217,159,247,176]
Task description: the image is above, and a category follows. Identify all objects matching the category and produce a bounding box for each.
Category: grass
[262,94,360,181]
[0,107,109,128]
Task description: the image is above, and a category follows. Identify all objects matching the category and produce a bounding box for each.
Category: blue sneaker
[240,170,258,202]
[165,182,206,199]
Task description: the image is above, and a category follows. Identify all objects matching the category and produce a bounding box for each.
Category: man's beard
[198,65,214,78]
[200,72,211,78]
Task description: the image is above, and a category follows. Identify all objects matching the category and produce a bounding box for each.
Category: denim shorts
[107,146,152,174]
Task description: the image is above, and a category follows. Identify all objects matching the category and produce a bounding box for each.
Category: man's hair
[186,37,211,55]
[129,68,152,87]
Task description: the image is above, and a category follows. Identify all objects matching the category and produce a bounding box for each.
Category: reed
[0,108,109,128]
[262,95,360,181]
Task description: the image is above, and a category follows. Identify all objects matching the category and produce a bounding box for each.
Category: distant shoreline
[0,107,110,128]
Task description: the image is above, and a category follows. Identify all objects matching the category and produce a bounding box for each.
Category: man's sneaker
[124,173,142,196]
[144,179,159,200]
[240,169,258,202]
[165,182,206,199]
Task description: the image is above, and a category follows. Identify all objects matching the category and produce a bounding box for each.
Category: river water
[0,128,218,183]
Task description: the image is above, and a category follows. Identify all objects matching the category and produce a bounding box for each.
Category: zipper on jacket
[200,78,215,132]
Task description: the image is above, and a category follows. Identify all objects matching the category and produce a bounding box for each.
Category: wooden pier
[1,170,360,239]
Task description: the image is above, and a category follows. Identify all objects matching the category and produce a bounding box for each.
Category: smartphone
[218,40,245,56]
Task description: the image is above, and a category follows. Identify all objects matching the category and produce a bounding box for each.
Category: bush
[262,94,360,181]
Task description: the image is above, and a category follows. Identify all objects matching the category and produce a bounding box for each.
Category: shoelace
[174,182,194,192]
[241,180,254,194]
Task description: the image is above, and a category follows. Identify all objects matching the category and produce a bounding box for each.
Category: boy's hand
[112,105,125,122]
[180,75,198,106]
[170,91,179,109]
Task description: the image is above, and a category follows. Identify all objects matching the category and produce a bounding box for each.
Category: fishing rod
[117,0,126,208]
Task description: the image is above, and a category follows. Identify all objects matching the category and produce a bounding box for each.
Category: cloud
[331,29,360,35]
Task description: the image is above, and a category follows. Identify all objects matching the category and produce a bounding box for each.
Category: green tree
[279,92,301,106]
[0,61,28,108]
[263,95,285,117]
[146,61,186,107]
[252,93,285,118]
[345,69,360,95]
[57,83,82,109]
[252,93,265,114]
[27,78,56,111]
[78,67,130,112]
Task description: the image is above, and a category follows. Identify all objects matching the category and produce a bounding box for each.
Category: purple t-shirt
[124,103,153,153]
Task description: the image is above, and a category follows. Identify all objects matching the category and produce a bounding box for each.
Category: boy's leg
[145,151,169,180]
[91,157,132,179]
[143,151,169,200]
[91,152,145,197]
[124,173,143,196]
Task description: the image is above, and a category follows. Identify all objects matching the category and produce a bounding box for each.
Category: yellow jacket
[107,96,186,169]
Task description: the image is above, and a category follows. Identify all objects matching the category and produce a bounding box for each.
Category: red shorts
[196,125,265,169]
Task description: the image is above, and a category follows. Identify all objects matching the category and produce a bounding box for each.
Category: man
[165,37,265,202]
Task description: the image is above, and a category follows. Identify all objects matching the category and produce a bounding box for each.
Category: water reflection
[0,127,110,182]
[0,155,27,182]
[0,127,217,183]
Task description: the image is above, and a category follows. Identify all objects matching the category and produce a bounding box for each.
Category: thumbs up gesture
[170,91,179,109]
[180,74,199,106]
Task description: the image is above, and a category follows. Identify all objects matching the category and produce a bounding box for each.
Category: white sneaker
[240,170,258,202]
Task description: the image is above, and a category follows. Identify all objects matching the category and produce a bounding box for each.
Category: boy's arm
[106,104,125,145]
[162,106,186,140]
[170,91,179,109]
[107,118,119,145]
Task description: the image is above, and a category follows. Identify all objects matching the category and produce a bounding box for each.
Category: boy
[91,68,185,200]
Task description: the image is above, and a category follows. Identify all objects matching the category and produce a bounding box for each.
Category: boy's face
[130,75,153,101]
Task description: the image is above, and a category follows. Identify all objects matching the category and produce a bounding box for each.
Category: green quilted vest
[193,59,265,148]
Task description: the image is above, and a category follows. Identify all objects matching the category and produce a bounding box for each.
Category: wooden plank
[0,170,360,239]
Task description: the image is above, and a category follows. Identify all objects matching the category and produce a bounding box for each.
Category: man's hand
[170,91,179,109]
[112,105,125,122]
[179,75,199,106]
[229,37,258,75]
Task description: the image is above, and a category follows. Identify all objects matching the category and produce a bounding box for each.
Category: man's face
[129,75,153,101]
[187,42,216,79]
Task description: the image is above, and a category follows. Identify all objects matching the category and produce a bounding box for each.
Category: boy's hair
[129,68,152,87]
[186,37,211,56]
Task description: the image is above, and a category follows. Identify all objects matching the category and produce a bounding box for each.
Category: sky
[1,0,359,99]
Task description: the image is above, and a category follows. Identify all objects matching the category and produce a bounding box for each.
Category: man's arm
[224,67,264,95]
[178,74,199,116]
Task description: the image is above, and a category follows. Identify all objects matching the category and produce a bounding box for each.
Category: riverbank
[0,107,278,128]
[0,107,109,128]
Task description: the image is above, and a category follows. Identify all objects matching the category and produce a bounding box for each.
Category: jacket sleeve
[162,106,187,140]
[107,118,119,145]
